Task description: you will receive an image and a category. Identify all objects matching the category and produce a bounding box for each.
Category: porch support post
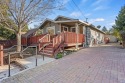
[83,26,86,47]
[58,23,61,33]
[75,23,79,50]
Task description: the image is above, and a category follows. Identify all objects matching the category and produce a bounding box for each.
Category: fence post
[0,44,3,66]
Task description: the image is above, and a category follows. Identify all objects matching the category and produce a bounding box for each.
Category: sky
[29,0,125,30]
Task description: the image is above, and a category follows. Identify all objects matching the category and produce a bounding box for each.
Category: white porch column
[58,23,61,34]
[83,26,86,47]
[75,23,79,49]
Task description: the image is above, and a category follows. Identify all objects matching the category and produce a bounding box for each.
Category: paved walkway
[1,43,125,83]
[0,56,55,81]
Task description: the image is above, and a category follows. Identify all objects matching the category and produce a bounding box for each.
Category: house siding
[42,22,60,34]
[88,28,105,47]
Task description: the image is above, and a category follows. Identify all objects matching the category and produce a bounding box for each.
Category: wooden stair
[39,43,54,57]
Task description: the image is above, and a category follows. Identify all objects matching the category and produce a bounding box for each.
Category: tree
[111,25,121,39]
[0,25,16,40]
[97,25,101,29]
[115,5,125,48]
[0,0,63,52]
[102,26,108,32]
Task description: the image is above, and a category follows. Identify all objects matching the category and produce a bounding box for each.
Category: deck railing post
[53,38,54,47]
[0,44,3,66]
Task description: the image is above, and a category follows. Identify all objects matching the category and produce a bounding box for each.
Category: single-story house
[39,15,105,48]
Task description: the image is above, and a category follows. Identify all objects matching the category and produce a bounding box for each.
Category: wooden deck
[64,43,83,46]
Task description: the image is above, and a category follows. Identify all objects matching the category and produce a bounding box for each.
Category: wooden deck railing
[39,34,50,43]
[29,34,46,45]
[53,32,64,47]
[52,32,65,56]
[64,31,85,44]
[38,34,50,51]
[78,33,85,43]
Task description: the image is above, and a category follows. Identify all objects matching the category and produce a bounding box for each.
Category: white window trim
[70,27,75,32]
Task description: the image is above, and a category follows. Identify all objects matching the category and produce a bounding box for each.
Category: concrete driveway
[1,43,125,83]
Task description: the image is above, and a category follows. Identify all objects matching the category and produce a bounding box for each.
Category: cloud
[93,6,108,11]
[109,22,115,25]
[92,0,104,6]
[70,12,82,17]
[63,0,70,4]
[85,13,91,17]
[89,18,105,23]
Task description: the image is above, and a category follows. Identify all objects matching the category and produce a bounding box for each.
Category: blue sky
[29,0,125,30]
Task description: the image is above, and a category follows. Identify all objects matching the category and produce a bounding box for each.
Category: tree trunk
[16,32,21,52]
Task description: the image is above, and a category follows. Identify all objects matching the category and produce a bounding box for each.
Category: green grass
[56,53,63,59]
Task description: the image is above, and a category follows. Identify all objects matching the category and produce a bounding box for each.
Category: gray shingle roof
[22,28,38,37]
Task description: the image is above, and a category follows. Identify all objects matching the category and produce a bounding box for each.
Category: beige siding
[42,22,60,34]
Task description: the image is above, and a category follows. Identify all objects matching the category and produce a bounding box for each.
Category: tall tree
[97,25,101,29]
[102,26,108,32]
[0,0,63,52]
[115,5,125,48]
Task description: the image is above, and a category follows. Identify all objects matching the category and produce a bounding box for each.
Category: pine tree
[102,26,108,32]
[115,5,125,48]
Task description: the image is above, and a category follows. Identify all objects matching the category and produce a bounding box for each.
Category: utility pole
[86,18,88,23]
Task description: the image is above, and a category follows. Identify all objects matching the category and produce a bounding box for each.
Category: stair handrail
[39,34,50,43]
[7,45,38,77]
[3,45,24,52]
[38,34,51,51]
[21,46,37,52]
[52,31,65,56]
[52,31,65,48]
[38,43,51,51]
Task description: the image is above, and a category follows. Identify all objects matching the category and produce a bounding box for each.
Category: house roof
[38,15,105,34]
[54,15,78,21]
[39,18,56,29]
[88,24,105,34]
[22,28,39,37]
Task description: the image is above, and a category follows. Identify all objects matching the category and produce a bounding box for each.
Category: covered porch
[56,21,86,48]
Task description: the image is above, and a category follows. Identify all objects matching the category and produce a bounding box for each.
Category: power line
[71,0,88,22]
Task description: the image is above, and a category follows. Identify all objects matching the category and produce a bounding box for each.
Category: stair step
[46,45,53,48]
[40,52,52,56]
[44,47,53,50]
[42,50,53,52]
[41,50,53,54]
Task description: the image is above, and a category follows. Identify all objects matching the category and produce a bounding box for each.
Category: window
[71,28,76,32]
[63,26,68,31]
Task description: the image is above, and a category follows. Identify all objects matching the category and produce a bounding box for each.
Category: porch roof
[55,20,89,26]
[38,16,105,34]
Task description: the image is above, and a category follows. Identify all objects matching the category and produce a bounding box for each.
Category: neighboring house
[105,35,117,43]
[86,25,105,47]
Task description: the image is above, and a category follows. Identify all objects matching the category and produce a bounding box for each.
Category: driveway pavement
[1,43,125,83]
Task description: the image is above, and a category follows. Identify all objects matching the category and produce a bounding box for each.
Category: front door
[47,27,55,40]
